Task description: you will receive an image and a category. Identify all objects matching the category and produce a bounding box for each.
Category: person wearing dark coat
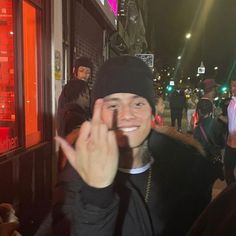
[169,89,186,132]
[53,56,215,236]
[57,79,90,137]
[193,99,227,182]
[187,183,236,236]
[57,80,90,171]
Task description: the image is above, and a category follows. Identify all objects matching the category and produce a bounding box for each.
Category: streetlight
[177,55,181,60]
[185,33,191,39]
[214,66,218,70]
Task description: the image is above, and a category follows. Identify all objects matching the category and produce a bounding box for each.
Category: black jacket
[193,117,227,153]
[52,128,213,236]
[187,183,236,236]
[169,91,186,111]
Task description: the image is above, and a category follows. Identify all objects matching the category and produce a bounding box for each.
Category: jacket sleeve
[52,164,120,236]
[72,187,119,236]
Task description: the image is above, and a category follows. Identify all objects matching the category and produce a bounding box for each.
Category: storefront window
[23,0,42,147]
[0,0,18,154]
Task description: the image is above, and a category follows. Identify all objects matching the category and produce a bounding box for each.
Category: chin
[116,133,148,149]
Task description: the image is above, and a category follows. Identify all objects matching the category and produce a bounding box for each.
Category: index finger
[92,98,104,124]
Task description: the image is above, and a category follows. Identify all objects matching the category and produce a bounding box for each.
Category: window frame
[0,0,51,158]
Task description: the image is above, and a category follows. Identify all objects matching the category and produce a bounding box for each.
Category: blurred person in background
[72,56,93,82]
[152,96,165,127]
[169,88,186,132]
[224,79,236,185]
[193,99,227,184]
[57,80,90,171]
[57,57,93,135]
[192,79,219,129]
[0,203,21,236]
[57,79,90,136]
[187,92,198,132]
[201,79,218,102]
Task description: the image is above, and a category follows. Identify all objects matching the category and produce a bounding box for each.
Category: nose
[119,105,135,120]
[81,71,87,78]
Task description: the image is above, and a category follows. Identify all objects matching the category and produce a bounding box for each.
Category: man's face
[75,66,91,81]
[231,81,236,96]
[101,93,152,148]
[156,97,165,114]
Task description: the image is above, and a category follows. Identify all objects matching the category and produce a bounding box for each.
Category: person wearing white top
[224,79,236,185]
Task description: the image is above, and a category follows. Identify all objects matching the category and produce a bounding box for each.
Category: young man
[73,56,93,82]
[53,56,213,236]
[201,79,218,102]
[57,79,90,136]
[224,79,236,185]
[169,89,186,132]
[192,79,219,128]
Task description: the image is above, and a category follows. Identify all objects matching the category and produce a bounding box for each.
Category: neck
[118,142,150,169]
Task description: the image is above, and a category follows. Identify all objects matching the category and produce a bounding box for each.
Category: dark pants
[224,145,236,185]
[170,110,183,130]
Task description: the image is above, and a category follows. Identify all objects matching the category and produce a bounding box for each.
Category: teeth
[119,127,138,132]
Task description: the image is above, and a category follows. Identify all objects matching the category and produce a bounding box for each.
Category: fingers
[55,136,77,168]
[91,99,104,141]
[107,131,117,150]
[77,121,91,145]
[92,99,103,125]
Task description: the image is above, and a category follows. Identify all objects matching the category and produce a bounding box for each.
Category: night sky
[148,0,236,83]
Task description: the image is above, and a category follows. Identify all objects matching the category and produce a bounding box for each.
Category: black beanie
[91,56,155,114]
[74,57,93,71]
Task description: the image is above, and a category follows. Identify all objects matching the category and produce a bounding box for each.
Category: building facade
[0,0,52,234]
[0,0,151,234]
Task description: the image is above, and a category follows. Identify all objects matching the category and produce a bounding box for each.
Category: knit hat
[91,56,155,114]
[74,57,93,71]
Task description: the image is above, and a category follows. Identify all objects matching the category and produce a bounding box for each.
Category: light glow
[108,0,118,16]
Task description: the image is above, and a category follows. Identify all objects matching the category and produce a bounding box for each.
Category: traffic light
[166,85,174,93]
[219,84,229,94]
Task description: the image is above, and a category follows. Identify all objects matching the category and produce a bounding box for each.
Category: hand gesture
[55,99,119,188]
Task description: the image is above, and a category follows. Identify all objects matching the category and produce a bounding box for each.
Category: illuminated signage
[107,0,118,16]
[94,0,117,30]
[135,54,154,67]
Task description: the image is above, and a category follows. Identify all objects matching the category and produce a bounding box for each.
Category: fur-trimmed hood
[152,126,205,156]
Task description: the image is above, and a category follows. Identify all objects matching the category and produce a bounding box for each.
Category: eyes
[105,99,147,111]
[78,67,91,76]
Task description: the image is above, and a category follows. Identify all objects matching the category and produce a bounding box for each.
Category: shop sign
[135,54,154,68]
[95,0,117,30]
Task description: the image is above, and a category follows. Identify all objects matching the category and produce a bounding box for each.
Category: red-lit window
[0,0,44,155]
[23,0,42,148]
[0,0,18,154]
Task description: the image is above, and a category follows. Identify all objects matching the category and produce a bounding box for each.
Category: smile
[118,127,139,132]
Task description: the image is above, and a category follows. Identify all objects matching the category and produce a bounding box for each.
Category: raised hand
[55,99,119,188]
